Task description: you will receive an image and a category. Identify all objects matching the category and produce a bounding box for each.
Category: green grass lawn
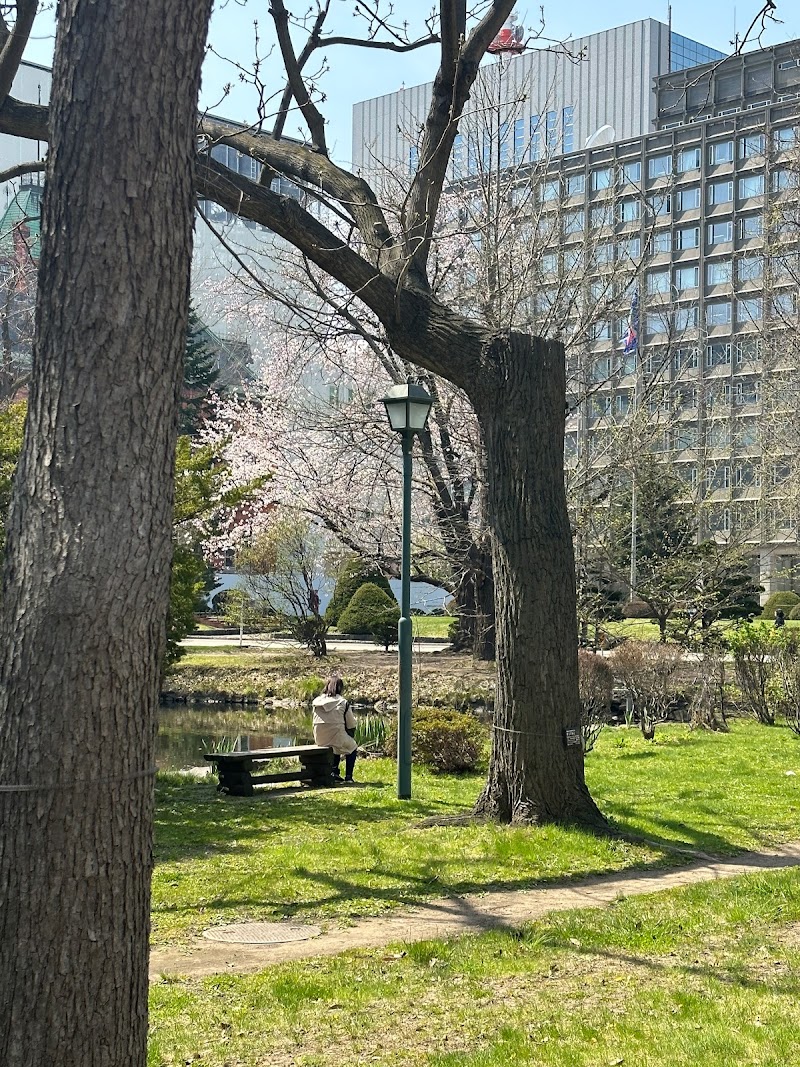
[411,615,455,638]
[149,866,800,1067]
[151,721,800,944]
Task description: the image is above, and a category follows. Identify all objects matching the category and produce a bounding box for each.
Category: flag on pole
[622,288,639,355]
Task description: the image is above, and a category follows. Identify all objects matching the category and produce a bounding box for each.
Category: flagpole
[625,288,639,603]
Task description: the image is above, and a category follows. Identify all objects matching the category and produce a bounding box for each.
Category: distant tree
[180,304,219,436]
[237,512,328,656]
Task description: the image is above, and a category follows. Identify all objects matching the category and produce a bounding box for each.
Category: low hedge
[761,591,800,619]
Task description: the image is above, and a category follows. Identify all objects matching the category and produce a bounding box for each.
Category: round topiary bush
[337,582,400,649]
[761,591,800,619]
[621,598,654,619]
[325,556,394,625]
[789,604,800,621]
[385,706,485,772]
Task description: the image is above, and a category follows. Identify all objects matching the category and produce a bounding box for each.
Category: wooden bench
[204,745,335,796]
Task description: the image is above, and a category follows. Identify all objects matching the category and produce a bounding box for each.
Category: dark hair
[323,675,344,697]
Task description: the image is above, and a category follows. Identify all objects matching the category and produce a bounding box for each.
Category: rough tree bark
[467,335,604,823]
[0,1,211,1065]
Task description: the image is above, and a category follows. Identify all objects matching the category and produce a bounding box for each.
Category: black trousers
[332,728,357,779]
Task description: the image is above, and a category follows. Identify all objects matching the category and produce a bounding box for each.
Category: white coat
[311,694,357,755]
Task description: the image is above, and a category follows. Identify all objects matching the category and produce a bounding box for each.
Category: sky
[22,0,800,167]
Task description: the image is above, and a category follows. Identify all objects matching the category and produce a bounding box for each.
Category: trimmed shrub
[326,556,393,626]
[386,705,485,772]
[789,604,800,621]
[337,582,400,650]
[761,591,800,619]
[621,598,654,620]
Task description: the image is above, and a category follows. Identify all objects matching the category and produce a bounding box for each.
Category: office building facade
[353,24,800,595]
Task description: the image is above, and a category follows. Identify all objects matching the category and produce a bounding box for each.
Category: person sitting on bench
[312,675,358,783]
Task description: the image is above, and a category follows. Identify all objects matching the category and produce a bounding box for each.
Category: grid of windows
[670,33,726,73]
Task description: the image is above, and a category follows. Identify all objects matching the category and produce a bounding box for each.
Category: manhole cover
[202,922,322,945]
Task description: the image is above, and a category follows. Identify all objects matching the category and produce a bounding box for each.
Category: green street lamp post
[381,380,433,799]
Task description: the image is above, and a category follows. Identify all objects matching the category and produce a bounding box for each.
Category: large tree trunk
[472,334,605,826]
[0,2,211,1066]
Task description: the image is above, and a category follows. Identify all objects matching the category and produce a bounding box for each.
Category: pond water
[156,705,314,772]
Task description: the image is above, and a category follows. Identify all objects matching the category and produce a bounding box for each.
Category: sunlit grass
[149,866,800,1067]
[152,721,800,943]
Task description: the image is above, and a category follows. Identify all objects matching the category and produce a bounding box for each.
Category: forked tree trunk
[471,334,605,826]
[0,2,211,1065]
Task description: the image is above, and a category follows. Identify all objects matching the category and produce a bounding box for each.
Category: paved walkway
[149,841,800,981]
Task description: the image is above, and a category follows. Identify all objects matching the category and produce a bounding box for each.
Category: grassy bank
[149,866,800,1066]
[152,721,800,944]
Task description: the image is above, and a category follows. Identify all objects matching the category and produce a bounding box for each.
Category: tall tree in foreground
[0,1,212,1064]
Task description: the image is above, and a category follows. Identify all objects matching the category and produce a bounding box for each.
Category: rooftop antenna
[731,7,740,52]
[667,5,672,71]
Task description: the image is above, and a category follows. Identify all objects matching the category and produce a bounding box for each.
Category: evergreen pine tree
[180,304,219,435]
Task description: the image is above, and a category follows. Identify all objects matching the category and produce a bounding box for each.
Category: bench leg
[217,767,254,797]
[299,750,335,787]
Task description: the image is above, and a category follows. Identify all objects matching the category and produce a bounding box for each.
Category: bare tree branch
[0,157,43,184]
[0,0,37,106]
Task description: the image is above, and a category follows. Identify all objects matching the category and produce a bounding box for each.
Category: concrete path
[181,634,451,654]
[149,840,800,981]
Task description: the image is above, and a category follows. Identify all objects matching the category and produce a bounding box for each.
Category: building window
[736,420,759,448]
[622,160,644,185]
[773,126,798,150]
[541,179,560,202]
[648,154,671,179]
[734,380,760,406]
[675,306,699,330]
[591,320,611,341]
[566,173,585,196]
[737,297,763,323]
[616,237,641,260]
[738,134,765,159]
[647,194,671,218]
[408,145,418,173]
[706,342,732,367]
[617,198,641,223]
[706,301,732,326]
[675,265,699,291]
[562,105,575,154]
[737,256,763,283]
[738,174,764,199]
[646,312,667,335]
[530,114,541,160]
[590,204,613,227]
[540,252,558,274]
[707,220,733,245]
[546,110,558,153]
[563,209,584,234]
[772,292,797,317]
[736,337,762,363]
[647,270,670,294]
[772,169,792,193]
[591,167,612,191]
[650,230,672,254]
[595,242,614,265]
[738,215,763,240]
[512,120,525,164]
[706,260,732,285]
[677,186,701,210]
[677,147,701,172]
[707,180,733,206]
[675,226,700,249]
[673,346,699,372]
[708,140,734,165]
